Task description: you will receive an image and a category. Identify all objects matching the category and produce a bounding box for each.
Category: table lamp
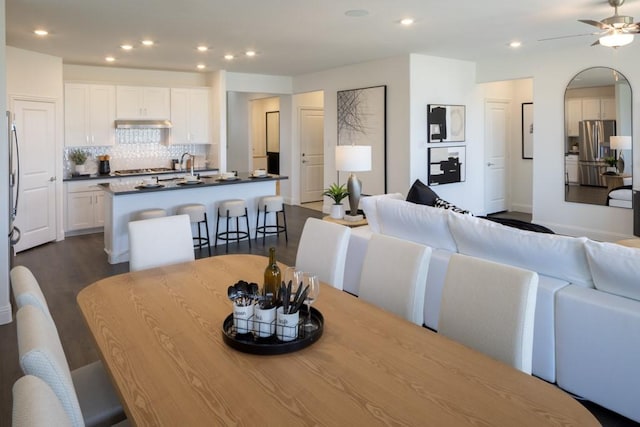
[336,145,371,221]
[610,136,632,174]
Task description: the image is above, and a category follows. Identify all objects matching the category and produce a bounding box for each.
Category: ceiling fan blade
[579,19,610,30]
[591,39,601,46]
[537,32,596,42]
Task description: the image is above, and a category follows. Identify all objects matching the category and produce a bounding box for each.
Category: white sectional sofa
[343,194,640,423]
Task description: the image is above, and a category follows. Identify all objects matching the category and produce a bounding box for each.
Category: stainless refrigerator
[578,119,616,187]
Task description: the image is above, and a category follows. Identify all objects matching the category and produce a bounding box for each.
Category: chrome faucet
[180,152,194,176]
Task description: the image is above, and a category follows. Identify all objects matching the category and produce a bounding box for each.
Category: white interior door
[484,100,510,214]
[300,108,324,203]
[12,99,57,252]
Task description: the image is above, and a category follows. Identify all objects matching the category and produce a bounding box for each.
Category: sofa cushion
[448,212,593,287]
[360,193,404,233]
[584,239,640,301]
[377,198,458,252]
[433,197,472,215]
[406,179,439,206]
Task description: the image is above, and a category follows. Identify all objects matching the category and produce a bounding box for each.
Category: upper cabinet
[169,88,211,144]
[565,96,615,137]
[116,86,170,119]
[65,83,116,147]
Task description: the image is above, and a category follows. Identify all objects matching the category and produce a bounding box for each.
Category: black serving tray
[222,306,323,355]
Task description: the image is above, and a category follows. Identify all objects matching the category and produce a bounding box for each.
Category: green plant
[323,183,349,205]
[604,156,617,167]
[69,149,88,165]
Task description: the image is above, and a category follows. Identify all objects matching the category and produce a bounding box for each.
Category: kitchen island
[99,173,287,264]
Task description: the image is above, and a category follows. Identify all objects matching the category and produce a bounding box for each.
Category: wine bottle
[263,247,281,308]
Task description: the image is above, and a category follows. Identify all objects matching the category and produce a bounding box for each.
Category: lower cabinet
[65,180,113,233]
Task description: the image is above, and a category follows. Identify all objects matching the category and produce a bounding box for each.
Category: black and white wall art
[522,102,533,159]
[428,146,466,185]
[427,104,465,143]
[337,85,387,194]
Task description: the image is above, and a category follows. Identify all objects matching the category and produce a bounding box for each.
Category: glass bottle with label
[263,247,281,307]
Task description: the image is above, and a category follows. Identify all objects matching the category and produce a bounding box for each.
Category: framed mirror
[564,67,633,208]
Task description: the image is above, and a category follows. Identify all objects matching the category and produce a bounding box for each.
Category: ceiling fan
[539,0,639,47]
[580,0,639,46]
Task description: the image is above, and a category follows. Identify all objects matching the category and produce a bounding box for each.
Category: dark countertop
[63,167,220,182]
[99,173,287,196]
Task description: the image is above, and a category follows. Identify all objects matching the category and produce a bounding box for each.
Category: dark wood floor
[0,205,637,426]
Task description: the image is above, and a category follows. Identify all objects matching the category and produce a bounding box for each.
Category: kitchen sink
[113,168,174,176]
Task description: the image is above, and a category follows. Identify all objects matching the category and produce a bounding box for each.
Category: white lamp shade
[599,32,634,47]
[335,145,372,172]
[611,136,632,150]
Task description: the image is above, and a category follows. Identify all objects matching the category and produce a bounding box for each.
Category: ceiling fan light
[600,32,634,47]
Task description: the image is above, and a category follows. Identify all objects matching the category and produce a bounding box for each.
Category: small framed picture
[427,104,465,142]
[428,146,466,185]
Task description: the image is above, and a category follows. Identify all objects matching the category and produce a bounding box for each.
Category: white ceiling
[6,0,640,76]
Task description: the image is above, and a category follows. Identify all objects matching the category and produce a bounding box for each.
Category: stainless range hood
[114,119,172,129]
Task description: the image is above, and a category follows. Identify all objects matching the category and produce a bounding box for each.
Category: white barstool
[215,199,251,253]
[133,208,167,221]
[177,204,211,256]
[255,195,288,244]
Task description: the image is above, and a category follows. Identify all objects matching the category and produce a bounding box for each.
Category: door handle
[49,176,57,182]
[487,162,495,167]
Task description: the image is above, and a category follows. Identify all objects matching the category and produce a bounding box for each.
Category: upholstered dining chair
[438,253,539,374]
[358,234,431,325]
[128,214,195,272]
[12,375,72,427]
[295,218,351,290]
[16,305,125,427]
[10,265,54,324]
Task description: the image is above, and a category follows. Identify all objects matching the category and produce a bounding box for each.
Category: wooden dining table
[77,254,599,426]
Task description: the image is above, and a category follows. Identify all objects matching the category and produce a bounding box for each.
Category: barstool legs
[215,207,251,254]
[255,206,288,244]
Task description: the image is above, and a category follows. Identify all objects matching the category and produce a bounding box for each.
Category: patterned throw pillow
[434,197,472,215]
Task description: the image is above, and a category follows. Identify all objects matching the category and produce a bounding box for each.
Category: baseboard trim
[0,303,13,325]
[510,203,532,214]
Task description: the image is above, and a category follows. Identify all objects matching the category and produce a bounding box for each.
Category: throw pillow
[434,197,472,215]
[406,179,439,206]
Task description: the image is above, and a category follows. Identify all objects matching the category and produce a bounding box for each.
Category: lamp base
[617,154,625,175]
[346,173,362,216]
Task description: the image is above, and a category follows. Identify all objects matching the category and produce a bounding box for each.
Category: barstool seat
[255,195,288,244]
[177,204,211,257]
[134,208,167,221]
[215,199,251,253]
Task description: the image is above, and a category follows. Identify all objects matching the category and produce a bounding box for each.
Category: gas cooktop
[113,168,174,176]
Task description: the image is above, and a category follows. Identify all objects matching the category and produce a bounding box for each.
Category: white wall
[1,0,10,325]
[477,45,637,240]
[226,72,292,94]
[226,92,251,173]
[64,64,207,87]
[409,54,481,213]
[294,55,411,202]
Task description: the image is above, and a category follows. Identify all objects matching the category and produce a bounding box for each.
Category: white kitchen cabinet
[600,97,616,120]
[65,180,115,232]
[65,83,116,146]
[566,96,617,137]
[565,154,579,184]
[116,86,170,119]
[170,88,211,144]
[566,99,582,137]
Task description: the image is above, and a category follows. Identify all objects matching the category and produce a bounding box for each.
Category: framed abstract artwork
[337,85,387,194]
[428,145,466,185]
[522,102,533,159]
[427,104,465,143]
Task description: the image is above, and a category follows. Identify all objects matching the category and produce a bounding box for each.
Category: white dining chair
[438,253,539,374]
[358,234,431,325]
[16,305,125,427]
[295,218,351,290]
[128,214,195,272]
[10,265,54,323]
[12,375,73,427]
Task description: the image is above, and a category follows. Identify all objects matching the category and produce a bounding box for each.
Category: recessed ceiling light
[197,64,206,70]
[120,44,133,50]
[34,29,48,36]
[197,45,208,52]
[224,54,234,60]
[345,9,369,17]
[400,18,414,26]
[105,56,115,62]
[245,50,256,57]
[509,41,522,48]
[141,40,154,46]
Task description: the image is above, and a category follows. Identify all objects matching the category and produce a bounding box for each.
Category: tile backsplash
[64,128,210,176]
